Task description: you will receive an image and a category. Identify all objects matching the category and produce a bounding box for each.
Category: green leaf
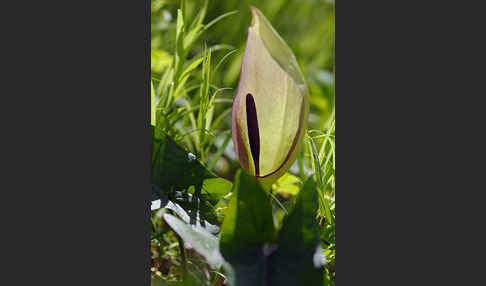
[163,213,224,269]
[172,57,204,100]
[180,57,204,81]
[272,172,302,196]
[157,67,173,110]
[183,24,204,52]
[266,178,324,286]
[219,170,275,286]
[152,128,232,226]
[188,0,207,30]
[162,214,236,286]
[213,49,238,76]
[173,9,185,85]
[202,10,239,34]
[183,0,208,51]
[196,46,212,160]
[184,9,238,52]
[308,134,333,225]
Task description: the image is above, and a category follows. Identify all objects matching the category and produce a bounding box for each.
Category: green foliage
[155,171,325,286]
[219,173,324,286]
[219,170,275,285]
[152,128,232,225]
[151,0,335,285]
[220,170,276,258]
[267,178,324,286]
[163,213,224,269]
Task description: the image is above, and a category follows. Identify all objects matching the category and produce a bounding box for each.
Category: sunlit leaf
[152,128,232,226]
[272,172,302,197]
[163,213,224,269]
[219,169,275,285]
[266,178,324,286]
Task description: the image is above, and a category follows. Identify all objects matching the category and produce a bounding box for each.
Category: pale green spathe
[232,7,309,185]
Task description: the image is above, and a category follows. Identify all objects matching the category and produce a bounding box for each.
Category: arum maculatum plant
[152,3,329,285]
[221,9,323,284]
[232,6,309,188]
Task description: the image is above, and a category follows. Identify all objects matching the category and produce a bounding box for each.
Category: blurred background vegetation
[151,0,334,285]
[152,0,334,131]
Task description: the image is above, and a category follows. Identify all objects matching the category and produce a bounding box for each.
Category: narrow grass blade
[207,130,231,171]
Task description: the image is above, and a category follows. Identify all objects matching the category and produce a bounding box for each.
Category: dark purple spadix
[245,93,260,176]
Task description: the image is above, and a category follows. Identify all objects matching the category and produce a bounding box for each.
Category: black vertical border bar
[145,0,152,285]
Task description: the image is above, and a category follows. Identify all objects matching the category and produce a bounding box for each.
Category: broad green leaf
[266,178,324,286]
[162,214,236,285]
[163,213,223,269]
[164,199,219,233]
[152,128,232,226]
[219,170,275,286]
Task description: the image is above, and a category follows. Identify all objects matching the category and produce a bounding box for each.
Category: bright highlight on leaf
[232,6,309,185]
